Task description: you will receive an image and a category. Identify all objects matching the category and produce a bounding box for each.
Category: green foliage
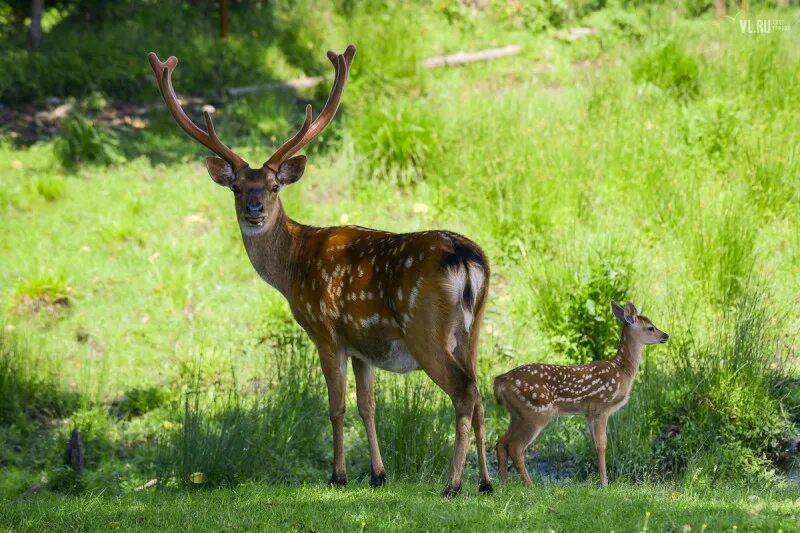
[537,251,632,364]
[167,318,329,486]
[12,272,71,317]
[656,293,795,483]
[0,0,799,503]
[375,374,453,482]
[114,387,169,418]
[0,326,78,429]
[349,98,441,185]
[631,37,700,99]
[54,112,121,168]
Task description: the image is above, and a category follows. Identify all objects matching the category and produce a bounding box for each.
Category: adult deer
[148,45,493,496]
[493,301,668,486]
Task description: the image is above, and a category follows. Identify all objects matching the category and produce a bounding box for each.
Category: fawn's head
[611,301,669,345]
[147,45,355,233]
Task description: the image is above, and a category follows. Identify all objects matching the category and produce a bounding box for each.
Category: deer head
[610,300,669,345]
[147,45,356,232]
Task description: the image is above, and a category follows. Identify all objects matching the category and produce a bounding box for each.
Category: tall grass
[374,373,453,482]
[167,322,329,486]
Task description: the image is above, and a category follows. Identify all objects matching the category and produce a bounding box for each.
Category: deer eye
[271,184,279,193]
[646,326,655,332]
[231,184,241,195]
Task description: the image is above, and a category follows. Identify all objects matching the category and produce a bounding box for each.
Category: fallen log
[226,45,522,96]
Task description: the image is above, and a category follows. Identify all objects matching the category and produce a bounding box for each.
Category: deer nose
[247,198,263,215]
[661,333,670,343]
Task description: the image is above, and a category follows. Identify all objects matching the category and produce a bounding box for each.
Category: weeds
[54,112,121,168]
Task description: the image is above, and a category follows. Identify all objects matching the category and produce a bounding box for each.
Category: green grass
[1,0,799,524]
[3,482,799,532]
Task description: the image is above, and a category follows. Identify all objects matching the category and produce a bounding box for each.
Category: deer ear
[206,157,235,187]
[276,155,307,187]
[611,301,627,324]
[623,301,639,325]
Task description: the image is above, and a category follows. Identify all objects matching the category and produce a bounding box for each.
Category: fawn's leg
[508,415,550,486]
[496,425,513,482]
[589,413,609,487]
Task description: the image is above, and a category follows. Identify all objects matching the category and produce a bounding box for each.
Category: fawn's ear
[206,157,235,187]
[276,155,307,187]
[611,301,627,324]
[623,300,639,325]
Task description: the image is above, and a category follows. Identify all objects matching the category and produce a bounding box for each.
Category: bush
[349,98,442,185]
[631,37,700,99]
[537,250,632,364]
[54,112,121,168]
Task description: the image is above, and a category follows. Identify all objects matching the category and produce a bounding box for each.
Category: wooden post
[64,429,85,474]
[219,0,228,39]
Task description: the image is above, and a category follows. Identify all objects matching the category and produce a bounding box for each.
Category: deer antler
[264,44,356,172]
[148,52,247,171]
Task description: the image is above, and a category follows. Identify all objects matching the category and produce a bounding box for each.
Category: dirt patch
[14,289,72,316]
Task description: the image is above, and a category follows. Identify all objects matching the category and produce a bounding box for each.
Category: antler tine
[263,45,355,170]
[264,104,313,172]
[147,52,247,171]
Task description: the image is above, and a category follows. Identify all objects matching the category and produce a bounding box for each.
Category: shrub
[349,98,442,185]
[537,250,632,364]
[54,112,121,168]
[631,37,700,99]
[113,386,169,419]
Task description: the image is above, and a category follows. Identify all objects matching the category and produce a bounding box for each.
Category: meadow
[1,1,799,530]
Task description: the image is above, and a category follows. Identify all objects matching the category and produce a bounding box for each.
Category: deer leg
[352,358,386,487]
[496,425,513,482]
[405,338,476,497]
[472,391,493,493]
[445,379,478,497]
[319,346,348,486]
[507,425,534,486]
[508,416,549,486]
[589,414,609,487]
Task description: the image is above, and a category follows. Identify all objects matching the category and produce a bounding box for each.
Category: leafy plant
[54,112,121,168]
[537,252,632,364]
[631,37,700,99]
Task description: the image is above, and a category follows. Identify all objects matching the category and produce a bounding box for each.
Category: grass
[0,0,799,527]
[3,482,799,532]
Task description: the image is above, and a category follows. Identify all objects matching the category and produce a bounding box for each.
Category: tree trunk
[219,0,228,39]
[27,0,44,50]
[713,0,726,17]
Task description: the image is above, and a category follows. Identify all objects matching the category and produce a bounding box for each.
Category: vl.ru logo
[727,11,791,34]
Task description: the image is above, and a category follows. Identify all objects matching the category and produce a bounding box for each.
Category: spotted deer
[493,301,668,486]
[148,45,493,497]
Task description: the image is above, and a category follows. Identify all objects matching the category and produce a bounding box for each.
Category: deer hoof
[370,468,386,487]
[441,484,462,498]
[328,473,347,486]
[478,479,494,494]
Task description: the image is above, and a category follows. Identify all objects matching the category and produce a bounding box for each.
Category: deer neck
[613,326,643,379]
[238,199,303,298]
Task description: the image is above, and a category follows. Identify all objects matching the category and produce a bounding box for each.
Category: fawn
[493,301,668,486]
